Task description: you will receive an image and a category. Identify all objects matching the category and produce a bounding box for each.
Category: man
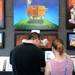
[10,32,45,75]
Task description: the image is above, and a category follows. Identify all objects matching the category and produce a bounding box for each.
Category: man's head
[28,32,41,47]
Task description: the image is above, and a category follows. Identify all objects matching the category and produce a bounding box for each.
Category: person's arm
[10,48,17,75]
[45,62,51,75]
[10,49,15,65]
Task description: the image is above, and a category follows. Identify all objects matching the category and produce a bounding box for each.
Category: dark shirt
[10,43,45,75]
[10,47,17,75]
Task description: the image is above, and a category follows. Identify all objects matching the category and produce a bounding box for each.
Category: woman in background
[45,38,74,75]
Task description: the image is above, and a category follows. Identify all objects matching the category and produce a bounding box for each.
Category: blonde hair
[52,38,66,55]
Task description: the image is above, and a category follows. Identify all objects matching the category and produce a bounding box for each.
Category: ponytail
[52,38,66,55]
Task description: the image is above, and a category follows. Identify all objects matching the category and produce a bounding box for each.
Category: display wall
[0,0,75,56]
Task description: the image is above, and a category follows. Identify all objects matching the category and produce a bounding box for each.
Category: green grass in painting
[15,19,58,30]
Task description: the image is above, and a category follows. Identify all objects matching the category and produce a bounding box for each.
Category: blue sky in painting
[14,0,59,25]
[69,34,75,40]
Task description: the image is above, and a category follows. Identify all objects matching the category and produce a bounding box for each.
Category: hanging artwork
[0,0,4,29]
[15,33,58,50]
[40,33,58,50]
[66,0,75,29]
[14,0,59,30]
[67,33,75,50]
[15,33,28,46]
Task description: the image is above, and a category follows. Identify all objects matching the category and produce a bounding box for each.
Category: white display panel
[0,56,12,71]
[70,55,75,71]
[0,55,75,71]
[45,51,55,62]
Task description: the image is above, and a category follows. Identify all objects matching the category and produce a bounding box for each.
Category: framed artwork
[15,33,28,46]
[0,0,5,29]
[67,33,75,50]
[0,32,4,48]
[66,0,75,29]
[15,33,58,50]
[14,0,59,30]
[40,33,58,50]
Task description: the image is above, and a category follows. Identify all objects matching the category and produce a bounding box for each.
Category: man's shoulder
[10,45,22,53]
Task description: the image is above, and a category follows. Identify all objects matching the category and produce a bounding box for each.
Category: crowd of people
[10,32,74,75]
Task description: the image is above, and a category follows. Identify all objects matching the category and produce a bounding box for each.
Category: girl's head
[52,38,65,55]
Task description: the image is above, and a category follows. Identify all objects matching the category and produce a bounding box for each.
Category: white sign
[45,51,55,62]
[0,56,12,71]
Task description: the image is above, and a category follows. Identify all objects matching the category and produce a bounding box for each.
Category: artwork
[15,33,57,50]
[15,33,28,46]
[0,32,4,48]
[14,0,59,30]
[66,0,75,29]
[67,33,75,50]
[40,33,57,50]
[0,0,4,28]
